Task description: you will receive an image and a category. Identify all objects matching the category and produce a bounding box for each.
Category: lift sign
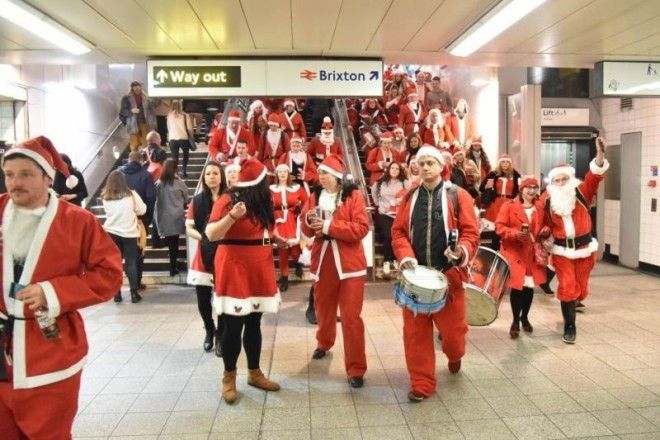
[151,66,241,88]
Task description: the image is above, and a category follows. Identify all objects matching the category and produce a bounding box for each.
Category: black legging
[221,313,262,372]
[376,213,395,262]
[510,287,534,325]
[169,139,190,175]
[164,235,180,273]
[109,233,139,291]
[195,285,223,335]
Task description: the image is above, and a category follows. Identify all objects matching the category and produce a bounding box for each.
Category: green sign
[151,66,241,88]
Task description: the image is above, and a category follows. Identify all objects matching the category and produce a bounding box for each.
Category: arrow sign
[156,69,168,82]
[369,70,379,80]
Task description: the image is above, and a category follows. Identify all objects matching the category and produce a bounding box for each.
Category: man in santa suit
[540,137,609,344]
[307,117,344,165]
[279,99,307,140]
[278,134,318,194]
[391,146,480,402]
[208,110,256,162]
[398,91,426,136]
[420,108,453,149]
[0,136,123,438]
[365,131,403,185]
[258,114,290,180]
[447,99,476,148]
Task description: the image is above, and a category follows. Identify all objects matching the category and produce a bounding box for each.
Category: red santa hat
[321,116,333,131]
[548,163,575,181]
[317,154,345,179]
[267,113,280,126]
[235,158,267,187]
[283,98,296,108]
[4,135,78,188]
[380,131,393,143]
[290,134,304,144]
[453,149,465,159]
[498,155,513,164]
[519,175,540,190]
[416,146,445,166]
[227,110,241,122]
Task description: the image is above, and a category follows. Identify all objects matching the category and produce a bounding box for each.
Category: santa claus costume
[466,136,492,183]
[539,143,609,344]
[398,91,426,136]
[365,131,403,185]
[278,134,318,194]
[208,110,256,162]
[480,155,521,224]
[258,114,290,180]
[359,98,387,153]
[270,164,309,292]
[420,108,453,149]
[391,146,480,402]
[307,117,344,164]
[447,99,476,148]
[495,177,547,339]
[246,99,269,139]
[0,136,123,438]
[300,155,369,388]
[279,98,307,140]
[205,158,281,404]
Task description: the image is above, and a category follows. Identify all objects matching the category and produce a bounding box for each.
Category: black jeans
[164,235,180,273]
[195,285,223,335]
[109,233,139,291]
[169,139,190,175]
[376,213,395,262]
[221,313,263,371]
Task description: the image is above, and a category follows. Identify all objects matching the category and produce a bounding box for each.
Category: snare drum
[393,265,448,315]
[464,246,511,326]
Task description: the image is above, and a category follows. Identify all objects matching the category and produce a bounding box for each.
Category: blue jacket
[119,161,156,219]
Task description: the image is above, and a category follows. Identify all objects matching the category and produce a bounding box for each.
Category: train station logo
[299,69,317,80]
[299,68,380,82]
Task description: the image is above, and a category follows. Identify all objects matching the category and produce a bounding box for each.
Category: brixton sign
[151,65,241,88]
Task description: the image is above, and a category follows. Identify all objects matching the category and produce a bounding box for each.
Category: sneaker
[383,261,391,276]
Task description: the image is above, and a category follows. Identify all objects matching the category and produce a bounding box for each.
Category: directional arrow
[156,69,168,82]
[369,70,379,80]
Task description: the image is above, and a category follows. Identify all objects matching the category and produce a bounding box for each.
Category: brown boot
[247,368,280,391]
[222,370,238,404]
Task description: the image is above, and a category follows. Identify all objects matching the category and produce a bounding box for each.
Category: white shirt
[102,190,147,238]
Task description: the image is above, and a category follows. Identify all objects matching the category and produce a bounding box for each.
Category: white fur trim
[234,167,267,187]
[323,116,331,123]
[548,165,575,180]
[322,219,331,235]
[65,174,79,189]
[552,238,598,259]
[416,146,445,166]
[213,292,281,316]
[458,244,470,268]
[399,256,418,268]
[187,268,214,287]
[4,147,56,179]
[275,163,290,173]
[589,158,609,175]
[224,163,241,173]
[38,281,60,318]
[318,164,343,180]
[284,99,295,107]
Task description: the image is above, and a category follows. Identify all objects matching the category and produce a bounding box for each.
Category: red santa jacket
[307,137,344,163]
[270,184,308,241]
[398,102,427,136]
[300,188,369,280]
[278,151,319,193]
[391,182,480,276]
[539,159,608,259]
[495,199,546,290]
[447,114,475,146]
[208,126,256,160]
[279,111,306,139]
[0,193,122,389]
[258,130,290,176]
[365,147,403,185]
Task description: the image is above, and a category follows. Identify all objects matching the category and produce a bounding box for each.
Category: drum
[464,246,511,326]
[393,265,448,315]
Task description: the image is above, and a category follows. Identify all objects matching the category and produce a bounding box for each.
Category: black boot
[305,285,317,325]
[520,287,534,333]
[540,267,555,295]
[278,276,289,292]
[509,289,522,339]
[114,292,122,303]
[203,329,214,352]
[560,301,576,344]
[294,262,304,279]
[215,316,223,357]
[130,289,142,304]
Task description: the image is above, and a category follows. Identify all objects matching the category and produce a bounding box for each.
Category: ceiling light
[0,0,93,55]
[448,0,547,57]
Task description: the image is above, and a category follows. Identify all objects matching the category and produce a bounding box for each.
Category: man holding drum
[392,146,480,402]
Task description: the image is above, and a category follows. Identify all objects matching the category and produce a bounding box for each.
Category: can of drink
[521,224,529,233]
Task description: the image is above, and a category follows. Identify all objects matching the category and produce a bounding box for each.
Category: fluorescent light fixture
[448,0,547,57]
[0,0,93,55]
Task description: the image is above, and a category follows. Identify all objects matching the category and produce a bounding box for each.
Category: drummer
[392,146,480,402]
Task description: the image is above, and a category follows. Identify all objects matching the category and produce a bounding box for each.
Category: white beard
[5,208,43,265]
[267,129,280,147]
[547,179,580,217]
[290,150,306,164]
[320,132,334,144]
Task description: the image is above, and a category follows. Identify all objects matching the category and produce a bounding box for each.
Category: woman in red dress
[480,155,521,249]
[205,158,282,404]
[271,163,309,291]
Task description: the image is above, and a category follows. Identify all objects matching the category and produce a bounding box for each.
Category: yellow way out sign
[151,65,241,88]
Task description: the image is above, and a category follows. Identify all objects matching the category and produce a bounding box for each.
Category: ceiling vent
[620,97,633,111]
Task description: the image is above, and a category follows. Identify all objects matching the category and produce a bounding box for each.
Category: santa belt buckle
[262,236,271,246]
[566,237,575,249]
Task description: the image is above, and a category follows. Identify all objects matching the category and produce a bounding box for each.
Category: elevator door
[619,132,641,268]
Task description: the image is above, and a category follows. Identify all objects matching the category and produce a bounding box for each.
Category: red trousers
[403,269,467,396]
[0,371,81,440]
[279,245,301,277]
[314,251,367,378]
[553,253,596,302]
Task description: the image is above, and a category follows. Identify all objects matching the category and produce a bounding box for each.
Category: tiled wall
[599,98,660,266]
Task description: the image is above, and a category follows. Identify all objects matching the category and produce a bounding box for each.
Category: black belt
[555,234,592,249]
[218,238,271,246]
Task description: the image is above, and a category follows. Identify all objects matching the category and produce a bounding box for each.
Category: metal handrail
[80,118,124,175]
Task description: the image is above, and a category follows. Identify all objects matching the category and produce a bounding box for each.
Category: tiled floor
[74,262,660,439]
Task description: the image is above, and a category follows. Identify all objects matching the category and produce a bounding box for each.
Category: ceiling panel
[84,0,179,49]
[611,30,660,55]
[406,0,496,51]
[331,0,390,51]
[291,0,341,50]
[135,0,216,49]
[0,37,24,50]
[241,0,290,49]
[601,16,660,54]
[367,0,442,51]
[0,19,60,49]
[188,0,254,49]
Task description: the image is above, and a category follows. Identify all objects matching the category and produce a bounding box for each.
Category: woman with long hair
[155,158,189,276]
[206,158,281,404]
[495,177,547,339]
[102,170,146,303]
[403,133,423,166]
[270,163,309,292]
[466,137,492,183]
[371,161,410,276]
[301,155,369,389]
[186,161,226,355]
[480,155,521,222]
[53,153,88,206]
[167,99,194,177]
[224,162,240,188]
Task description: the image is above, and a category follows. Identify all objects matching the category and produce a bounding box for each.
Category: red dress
[270,184,308,241]
[186,204,213,287]
[208,194,280,315]
[483,174,518,222]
